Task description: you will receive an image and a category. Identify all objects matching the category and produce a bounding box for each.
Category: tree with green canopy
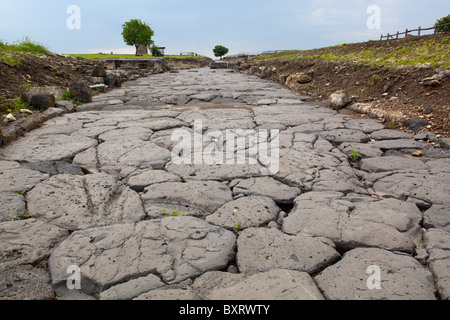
[213,45,229,59]
[122,19,155,56]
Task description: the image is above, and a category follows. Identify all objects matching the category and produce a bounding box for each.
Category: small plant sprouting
[12,211,31,221]
[233,222,243,235]
[124,90,129,95]
[162,208,186,218]
[348,151,360,163]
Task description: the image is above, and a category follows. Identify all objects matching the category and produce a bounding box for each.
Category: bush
[436,14,450,33]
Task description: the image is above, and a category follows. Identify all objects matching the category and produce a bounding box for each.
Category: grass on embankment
[257,34,450,70]
[67,53,208,60]
[0,37,51,66]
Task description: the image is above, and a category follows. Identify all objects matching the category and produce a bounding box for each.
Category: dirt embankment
[228,34,450,137]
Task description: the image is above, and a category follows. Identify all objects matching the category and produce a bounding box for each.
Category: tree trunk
[135,45,139,56]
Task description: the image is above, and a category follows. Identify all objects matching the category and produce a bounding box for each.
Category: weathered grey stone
[118,117,186,131]
[236,227,340,274]
[0,219,69,270]
[372,139,425,151]
[282,192,418,252]
[43,107,65,119]
[315,248,437,300]
[142,181,233,218]
[0,192,26,222]
[232,177,301,204]
[328,91,350,110]
[22,160,84,175]
[371,129,414,141]
[0,161,50,193]
[344,119,385,133]
[190,269,324,300]
[190,92,218,101]
[97,140,171,172]
[135,287,200,300]
[165,162,263,182]
[69,81,92,103]
[0,265,55,300]
[360,156,429,173]
[0,134,97,162]
[424,228,450,300]
[373,171,450,207]
[100,274,164,300]
[22,93,55,111]
[27,174,145,230]
[339,142,383,159]
[423,205,450,232]
[126,170,182,191]
[319,129,370,145]
[48,217,236,299]
[206,196,280,230]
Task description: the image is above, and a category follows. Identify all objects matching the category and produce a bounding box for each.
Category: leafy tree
[213,45,229,59]
[122,19,155,55]
[436,14,450,33]
[151,45,162,57]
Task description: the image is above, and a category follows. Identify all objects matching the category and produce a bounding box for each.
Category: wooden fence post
[418,26,421,36]
[405,29,408,38]
[434,23,437,34]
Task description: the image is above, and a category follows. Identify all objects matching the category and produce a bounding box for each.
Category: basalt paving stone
[142,181,233,218]
[26,173,145,231]
[424,228,450,300]
[205,196,280,230]
[0,134,98,162]
[1,68,448,300]
[314,248,437,300]
[0,219,69,271]
[0,192,26,222]
[236,227,340,274]
[48,217,236,299]
[282,192,419,252]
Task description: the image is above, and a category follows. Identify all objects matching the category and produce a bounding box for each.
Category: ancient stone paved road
[0,68,449,300]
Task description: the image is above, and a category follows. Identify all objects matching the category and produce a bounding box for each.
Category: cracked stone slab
[0,161,50,193]
[0,134,98,162]
[314,248,437,300]
[165,161,264,182]
[0,264,55,300]
[126,170,182,191]
[231,177,301,204]
[27,174,145,230]
[186,269,325,300]
[318,129,370,145]
[0,219,69,271]
[98,127,153,142]
[424,228,450,300]
[48,217,236,299]
[0,192,26,222]
[372,139,425,151]
[97,139,172,172]
[205,196,280,230]
[142,181,233,218]
[236,227,340,274]
[360,156,429,173]
[282,192,418,252]
[370,129,414,141]
[423,205,450,232]
[344,119,385,133]
[373,171,450,207]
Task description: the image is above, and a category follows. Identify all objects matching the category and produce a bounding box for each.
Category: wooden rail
[380,22,450,40]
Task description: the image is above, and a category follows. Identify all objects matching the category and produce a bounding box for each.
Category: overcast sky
[1,0,449,57]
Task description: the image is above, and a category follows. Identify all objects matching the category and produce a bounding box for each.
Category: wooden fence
[380,22,450,40]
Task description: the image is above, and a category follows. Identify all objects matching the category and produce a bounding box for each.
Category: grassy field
[0,38,50,66]
[256,34,450,70]
[67,53,208,60]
